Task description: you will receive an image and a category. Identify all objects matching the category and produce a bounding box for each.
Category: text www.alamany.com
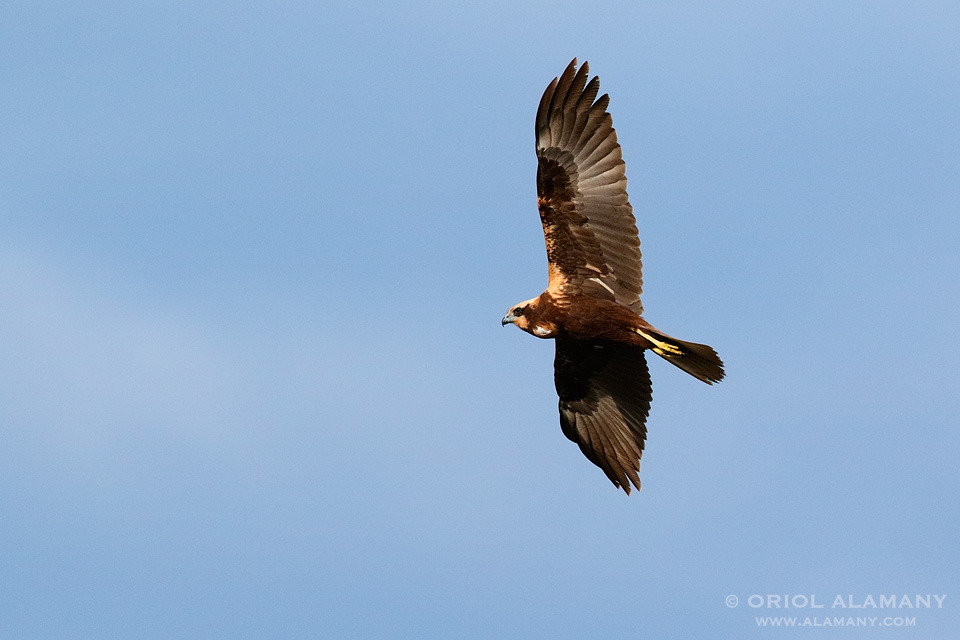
[755,616,916,628]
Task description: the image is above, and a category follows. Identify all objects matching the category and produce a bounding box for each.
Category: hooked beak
[501,311,517,326]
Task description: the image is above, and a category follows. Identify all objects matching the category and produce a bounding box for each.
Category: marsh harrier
[502,59,724,494]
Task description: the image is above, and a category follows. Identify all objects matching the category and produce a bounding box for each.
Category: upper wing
[536,59,643,313]
[554,335,651,494]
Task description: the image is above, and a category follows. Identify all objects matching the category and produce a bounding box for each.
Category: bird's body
[506,292,648,343]
[502,59,724,493]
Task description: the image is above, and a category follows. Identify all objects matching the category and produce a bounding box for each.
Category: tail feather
[642,330,725,384]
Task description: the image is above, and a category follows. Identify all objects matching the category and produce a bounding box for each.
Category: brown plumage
[502,59,724,494]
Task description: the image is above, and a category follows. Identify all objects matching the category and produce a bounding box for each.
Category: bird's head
[501,297,557,337]
[501,299,534,330]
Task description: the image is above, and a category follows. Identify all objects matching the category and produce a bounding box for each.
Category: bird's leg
[635,329,684,357]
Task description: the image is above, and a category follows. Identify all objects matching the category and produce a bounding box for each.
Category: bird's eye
[513,307,524,316]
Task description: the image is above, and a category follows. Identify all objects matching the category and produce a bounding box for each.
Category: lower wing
[554,336,651,494]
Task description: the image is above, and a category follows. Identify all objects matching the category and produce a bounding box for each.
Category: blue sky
[2,1,959,638]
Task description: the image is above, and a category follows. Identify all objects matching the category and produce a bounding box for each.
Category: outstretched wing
[536,59,643,313]
[554,336,651,494]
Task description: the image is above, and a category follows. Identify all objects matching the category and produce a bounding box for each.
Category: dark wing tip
[619,476,640,495]
[536,59,589,140]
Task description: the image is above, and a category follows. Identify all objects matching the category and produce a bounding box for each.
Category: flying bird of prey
[502,59,724,494]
